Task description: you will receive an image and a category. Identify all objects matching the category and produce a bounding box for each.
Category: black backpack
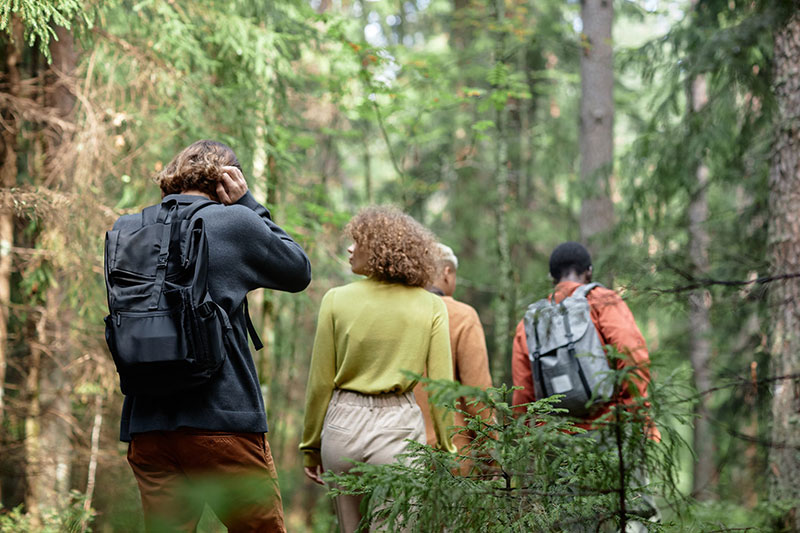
[103,198,262,396]
[523,283,613,417]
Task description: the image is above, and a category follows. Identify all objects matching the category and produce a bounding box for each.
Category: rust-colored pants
[127,428,286,532]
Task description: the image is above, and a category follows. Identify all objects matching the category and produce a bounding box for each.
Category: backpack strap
[243,298,264,351]
[177,199,219,266]
[572,282,602,299]
[150,198,265,351]
[145,198,216,310]
[176,200,264,351]
[179,198,218,220]
[146,199,179,310]
[559,302,592,399]
[524,307,549,398]
[141,205,160,225]
[156,198,179,223]
[177,200,264,351]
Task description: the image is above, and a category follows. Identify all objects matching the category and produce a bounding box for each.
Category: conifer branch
[637,265,800,295]
[686,372,800,401]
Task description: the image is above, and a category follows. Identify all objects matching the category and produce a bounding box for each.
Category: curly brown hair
[345,206,437,287]
[156,140,241,199]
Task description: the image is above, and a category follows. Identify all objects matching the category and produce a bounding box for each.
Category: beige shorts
[321,389,425,532]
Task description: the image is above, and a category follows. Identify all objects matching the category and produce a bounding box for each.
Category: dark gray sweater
[117,192,311,441]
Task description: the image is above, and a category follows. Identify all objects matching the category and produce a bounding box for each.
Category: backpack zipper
[115,309,174,327]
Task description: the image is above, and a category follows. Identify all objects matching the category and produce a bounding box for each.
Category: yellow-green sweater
[300,278,456,467]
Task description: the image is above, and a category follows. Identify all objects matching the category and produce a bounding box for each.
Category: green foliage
[309,496,338,533]
[0,492,94,533]
[0,0,96,60]
[326,373,789,532]
[326,380,670,532]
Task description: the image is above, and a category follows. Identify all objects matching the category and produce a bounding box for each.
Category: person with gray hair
[437,243,459,269]
[414,242,493,474]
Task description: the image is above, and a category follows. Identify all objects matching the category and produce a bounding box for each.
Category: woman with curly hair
[300,206,456,532]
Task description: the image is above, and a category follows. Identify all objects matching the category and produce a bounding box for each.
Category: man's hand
[304,465,325,485]
[216,165,248,205]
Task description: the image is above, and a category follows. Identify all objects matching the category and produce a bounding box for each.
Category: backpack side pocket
[190,297,230,374]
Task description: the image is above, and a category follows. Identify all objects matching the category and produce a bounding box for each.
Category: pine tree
[767,5,800,530]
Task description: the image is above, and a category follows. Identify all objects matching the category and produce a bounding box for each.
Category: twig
[718,423,800,451]
[614,406,628,532]
[682,372,800,402]
[706,527,756,533]
[370,99,407,192]
[638,271,800,295]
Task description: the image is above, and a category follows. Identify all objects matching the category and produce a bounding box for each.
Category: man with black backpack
[104,140,311,532]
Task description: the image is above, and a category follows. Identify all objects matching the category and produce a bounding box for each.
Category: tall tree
[0,16,23,509]
[767,6,800,530]
[578,0,615,246]
[1,3,88,518]
[23,22,80,518]
[687,72,715,500]
[489,0,515,385]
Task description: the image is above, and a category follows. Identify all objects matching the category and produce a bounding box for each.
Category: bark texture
[24,24,79,518]
[768,9,800,531]
[81,395,103,533]
[578,0,615,245]
[0,21,23,478]
[26,291,73,514]
[492,106,513,385]
[451,0,473,54]
[490,0,514,385]
[688,75,716,500]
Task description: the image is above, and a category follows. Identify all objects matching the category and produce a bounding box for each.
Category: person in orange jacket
[511,241,658,440]
[512,241,660,530]
[414,243,494,472]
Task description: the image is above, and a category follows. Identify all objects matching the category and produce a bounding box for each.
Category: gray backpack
[523,283,613,417]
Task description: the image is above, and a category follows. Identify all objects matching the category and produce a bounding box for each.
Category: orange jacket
[511,281,659,439]
[415,296,493,451]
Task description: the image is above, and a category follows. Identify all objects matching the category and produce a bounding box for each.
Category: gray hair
[435,243,458,270]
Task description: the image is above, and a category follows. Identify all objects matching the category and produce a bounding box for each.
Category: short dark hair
[549,241,592,281]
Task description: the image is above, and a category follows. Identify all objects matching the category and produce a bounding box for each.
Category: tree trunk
[688,75,715,501]
[48,25,78,187]
[768,9,800,531]
[24,23,79,517]
[81,394,103,533]
[517,46,531,206]
[578,0,615,246]
[0,22,23,508]
[29,290,73,508]
[359,3,373,204]
[490,0,514,385]
[450,0,472,54]
[492,107,513,385]
[23,308,46,525]
[395,0,406,46]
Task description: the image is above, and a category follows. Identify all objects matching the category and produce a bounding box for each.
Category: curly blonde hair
[346,206,437,287]
[156,140,241,199]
